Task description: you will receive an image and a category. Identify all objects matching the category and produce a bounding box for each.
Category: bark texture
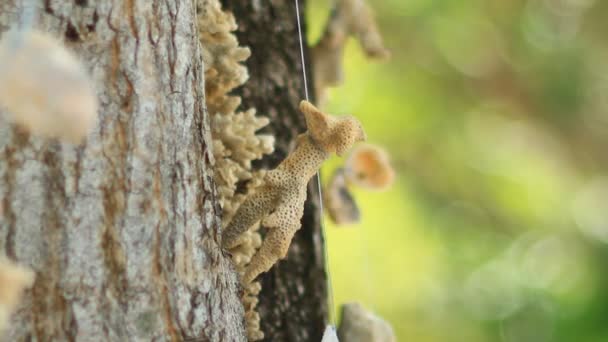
[221,1,329,341]
[0,1,245,341]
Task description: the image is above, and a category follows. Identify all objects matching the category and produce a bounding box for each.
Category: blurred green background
[307,0,608,341]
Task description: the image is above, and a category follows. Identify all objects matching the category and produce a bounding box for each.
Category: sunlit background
[308,0,608,340]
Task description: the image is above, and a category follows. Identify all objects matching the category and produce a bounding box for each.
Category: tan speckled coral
[223,101,366,284]
[0,258,34,333]
[312,0,390,105]
[197,1,273,340]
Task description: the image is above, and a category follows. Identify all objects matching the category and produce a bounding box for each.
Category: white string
[294,1,310,102]
[293,0,337,326]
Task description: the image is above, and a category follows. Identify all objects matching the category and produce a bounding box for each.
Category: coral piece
[197,1,274,339]
[312,0,390,104]
[337,302,396,342]
[324,167,361,225]
[324,144,394,225]
[322,325,340,342]
[344,144,394,191]
[0,258,34,333]
[0,30,98,143]
[197,0,274,222]
[223,100,366,284]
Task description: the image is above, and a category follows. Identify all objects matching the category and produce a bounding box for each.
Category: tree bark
[0,1,245,341]
[221,1,329,341]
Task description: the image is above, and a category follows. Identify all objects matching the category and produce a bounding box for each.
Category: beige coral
[0,258,34,333]
[197,1,273,340]
[0,30,98,144]
[223,100,366,284]
[312,0,390,105]
[198,0,274,221]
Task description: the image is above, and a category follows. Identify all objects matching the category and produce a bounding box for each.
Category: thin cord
[294,1,310,102]
[293,0,337,326]
[315,172,337,325]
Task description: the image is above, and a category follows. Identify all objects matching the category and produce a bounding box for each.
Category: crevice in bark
[65,21,81,42]
[31,145,72,341]
[2,129,29,260]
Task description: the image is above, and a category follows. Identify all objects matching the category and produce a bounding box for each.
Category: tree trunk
[0,1,245,341]
[221,1,329,341]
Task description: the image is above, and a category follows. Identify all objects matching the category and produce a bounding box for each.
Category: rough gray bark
[0,1,245,341]
[221,1,330,341]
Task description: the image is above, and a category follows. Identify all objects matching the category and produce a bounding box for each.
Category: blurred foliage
[307,0,608,341]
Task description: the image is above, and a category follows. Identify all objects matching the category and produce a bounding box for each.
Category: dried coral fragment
[0,30,98,143]
[223,100,366,284]
[325,168,361,225]
[344,144,395,191]
[312,0,390,104]
[0,258,34,332]
[325,144,394,225]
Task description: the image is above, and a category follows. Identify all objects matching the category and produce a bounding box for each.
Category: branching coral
[312,0,390,105]
[0,258,34,333]
[0,30,97,143]
[223,100,366,284]
[197,0,274,222]
[197,0,274,339]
